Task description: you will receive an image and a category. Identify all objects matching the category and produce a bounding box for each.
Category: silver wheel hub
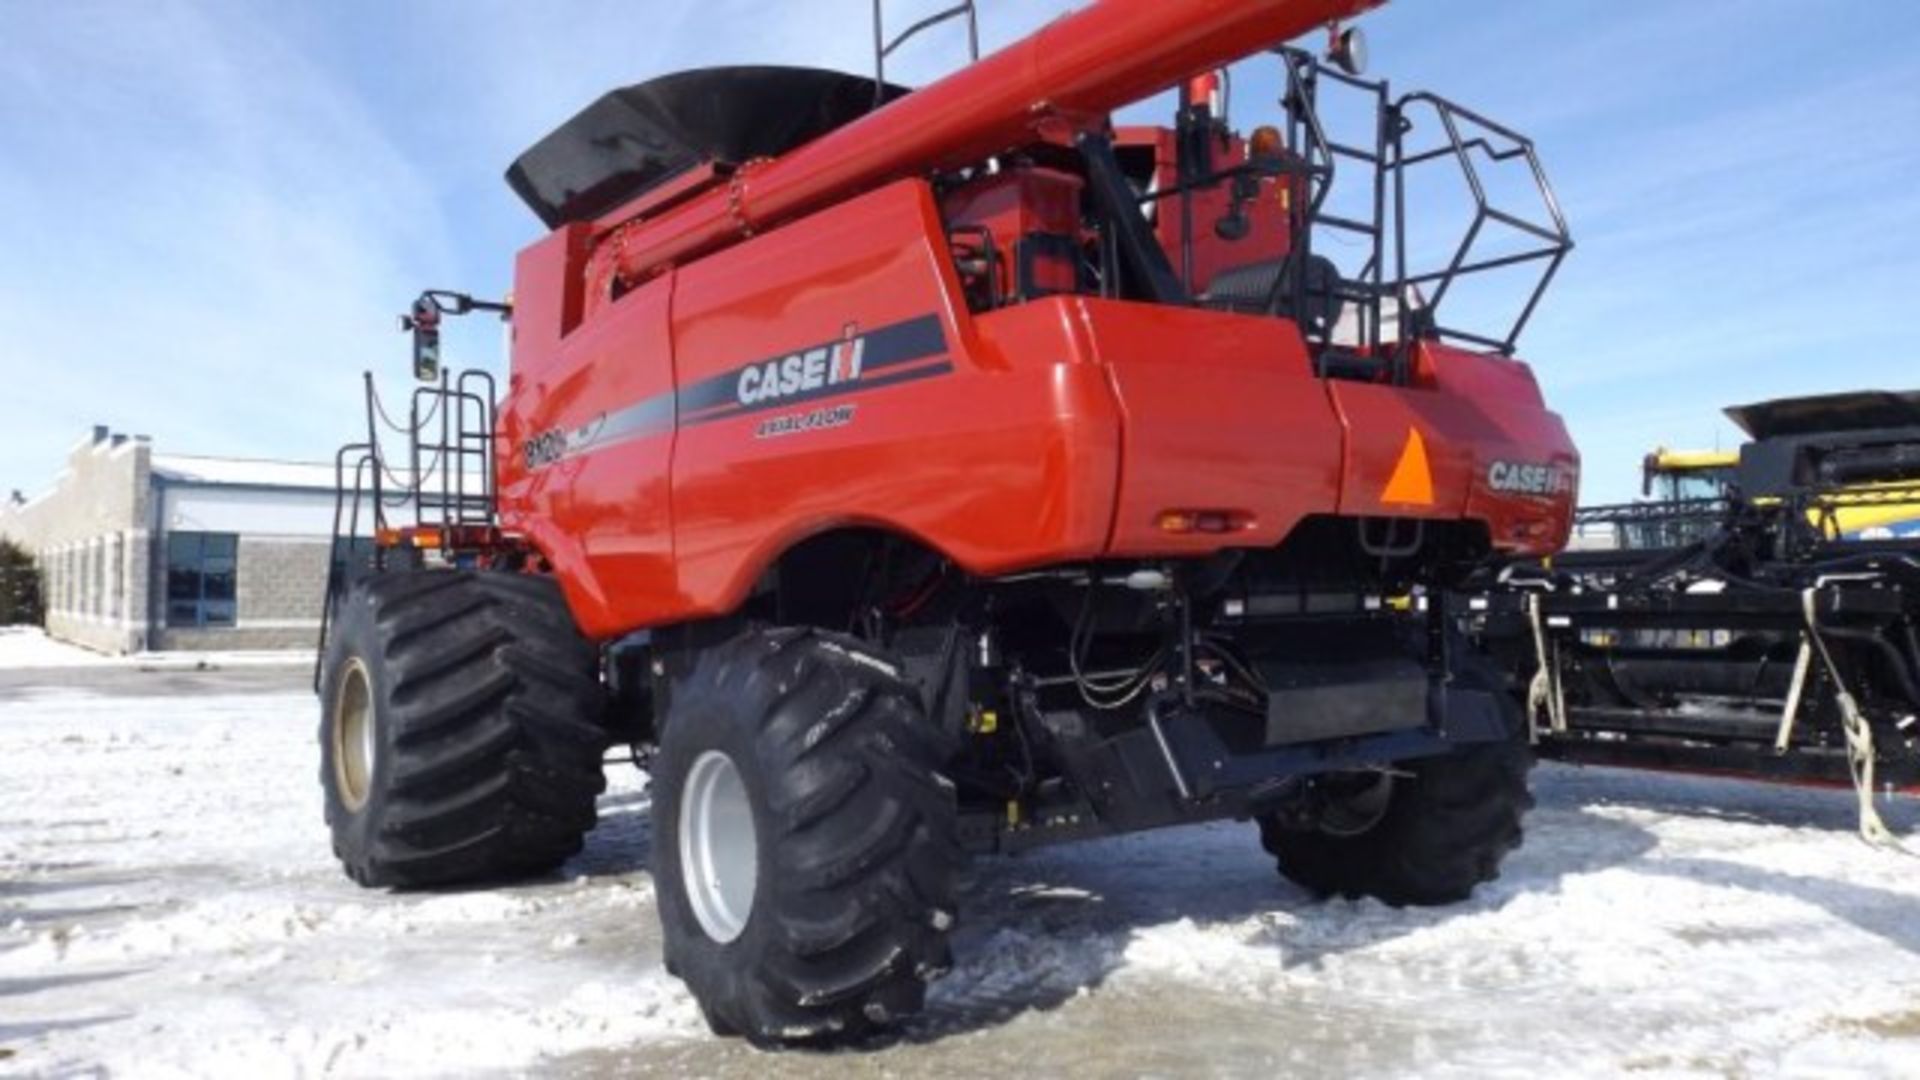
[679,750,759,943]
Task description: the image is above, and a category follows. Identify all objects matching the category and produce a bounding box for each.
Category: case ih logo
[518,314,951,472]
[736,333,866,407]
[681,312,948,426]
[1486,460,1575,497]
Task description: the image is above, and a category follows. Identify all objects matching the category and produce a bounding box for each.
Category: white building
[1,427,353,653]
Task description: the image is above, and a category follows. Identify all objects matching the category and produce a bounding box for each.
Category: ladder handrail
[319,367,500,688]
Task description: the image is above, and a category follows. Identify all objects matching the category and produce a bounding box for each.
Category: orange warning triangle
[1380,428,1435,506]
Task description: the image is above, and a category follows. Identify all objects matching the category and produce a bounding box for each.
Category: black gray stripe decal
[529,313,949,467]
[677,314,948,421]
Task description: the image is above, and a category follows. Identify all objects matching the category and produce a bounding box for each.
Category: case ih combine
[318,0,1576,1043]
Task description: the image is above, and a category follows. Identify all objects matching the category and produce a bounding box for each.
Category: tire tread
[654,627,961,1045]
[320,569,610,889]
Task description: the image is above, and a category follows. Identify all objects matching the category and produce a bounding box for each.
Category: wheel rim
[1318,772,1395,837]
[331,658,377,812]
[679,750,759,943]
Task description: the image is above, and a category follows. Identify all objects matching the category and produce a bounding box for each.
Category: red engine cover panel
[1085,300,1345,554]
[499,180,1575,639]
[501,180,1126,637]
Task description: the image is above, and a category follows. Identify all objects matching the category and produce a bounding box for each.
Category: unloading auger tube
[606,0,1386,282]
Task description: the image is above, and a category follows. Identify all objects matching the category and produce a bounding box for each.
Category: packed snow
[0,627,308,671]
[3,668,1919,1077]
[0,628,117,669]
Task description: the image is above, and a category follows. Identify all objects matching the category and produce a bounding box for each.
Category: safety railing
[314,368,497,688]
[1572,498,1729,553]
[1270,48,1573,373]
[1392,92,1572,357]
[872,0,979,105]
[1275,48,1393,372]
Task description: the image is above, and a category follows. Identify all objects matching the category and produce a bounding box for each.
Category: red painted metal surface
[941,168,1086,303]
[1116,126,1293,296]
[662,182,1122,631]
[603,0,1384,283]
[492,0,1578,641]
[499,176,1575,638]
[500,273,679,629]
[1089,300,1343,554]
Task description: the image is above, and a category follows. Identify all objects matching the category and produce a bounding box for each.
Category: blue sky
[2,0,1917,504]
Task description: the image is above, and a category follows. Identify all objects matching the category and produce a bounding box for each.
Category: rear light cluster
[1156,509,1253,535]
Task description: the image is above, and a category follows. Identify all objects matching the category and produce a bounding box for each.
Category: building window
[91,539,104,619]
[108,535,123,621]
[167,532,237,628]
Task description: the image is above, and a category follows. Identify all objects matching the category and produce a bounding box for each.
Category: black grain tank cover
[1725,390,1920,440]
[506,66,908,228]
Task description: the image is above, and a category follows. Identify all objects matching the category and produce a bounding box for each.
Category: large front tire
[318,570,609,888]
[652,627,962,1045]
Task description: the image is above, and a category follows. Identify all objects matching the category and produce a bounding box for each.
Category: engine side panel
[1087,301,1346,555]
[496,272,680,633]
[661,180,1122,628]
[499,184,1573,639]
[1420,341,1578,552]
[1314,345,1575,552]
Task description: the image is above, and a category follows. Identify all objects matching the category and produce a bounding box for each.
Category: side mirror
[406,298,442,383]
[398,290,510,382]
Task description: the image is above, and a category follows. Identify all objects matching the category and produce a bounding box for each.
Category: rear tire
[1257,672,1533,906]
[318,570,609,888]
[651,627,961,1045]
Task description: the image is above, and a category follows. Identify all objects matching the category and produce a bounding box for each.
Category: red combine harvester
[318,0,1575,1043]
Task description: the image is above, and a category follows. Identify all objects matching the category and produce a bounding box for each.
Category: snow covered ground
[3,668,1918,1078]
[0,628,121,669]
[0,626,307,671]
